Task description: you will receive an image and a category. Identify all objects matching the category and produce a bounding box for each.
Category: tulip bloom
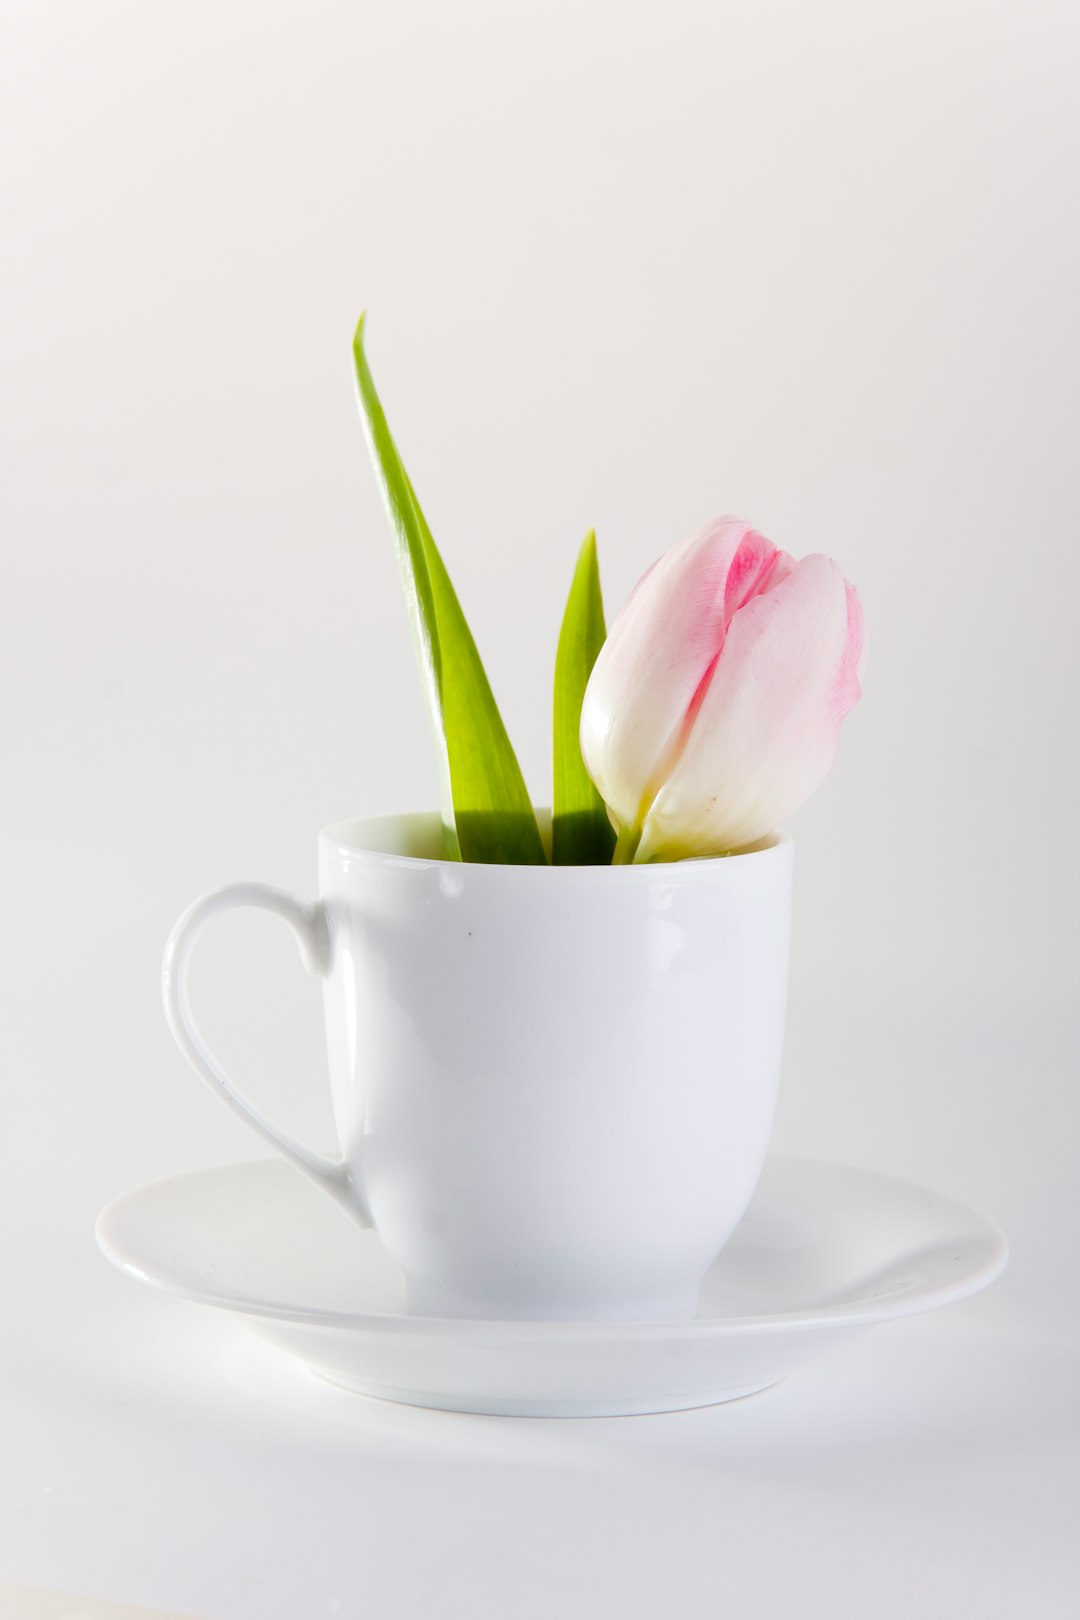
[580,517,865,862]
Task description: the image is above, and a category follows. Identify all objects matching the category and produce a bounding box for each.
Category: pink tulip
[580,516,865,862]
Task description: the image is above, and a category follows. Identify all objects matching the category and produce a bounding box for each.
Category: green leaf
[352,315,546,865]
[552,531,617,865]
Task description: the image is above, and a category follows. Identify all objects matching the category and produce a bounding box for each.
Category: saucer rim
[95,1154,1008,1339]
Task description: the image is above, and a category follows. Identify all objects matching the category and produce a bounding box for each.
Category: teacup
[163,811,792,1321]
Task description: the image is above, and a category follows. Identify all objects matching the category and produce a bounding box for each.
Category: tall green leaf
[352,315,546,865]
[552,531,617,865]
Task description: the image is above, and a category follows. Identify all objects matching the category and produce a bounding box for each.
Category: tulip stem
[612,825,643,865]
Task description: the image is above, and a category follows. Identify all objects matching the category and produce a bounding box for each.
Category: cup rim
[318,809,791,872]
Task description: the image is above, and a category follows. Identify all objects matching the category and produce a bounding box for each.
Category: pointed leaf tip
[552,531,616,865]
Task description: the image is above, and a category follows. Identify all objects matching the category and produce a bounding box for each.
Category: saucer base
[312,1366,783,1417]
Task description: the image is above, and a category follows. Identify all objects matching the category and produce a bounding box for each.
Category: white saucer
[96,1156,1007,1417]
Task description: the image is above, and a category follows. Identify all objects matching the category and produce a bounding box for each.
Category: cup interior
[321,810,783,867]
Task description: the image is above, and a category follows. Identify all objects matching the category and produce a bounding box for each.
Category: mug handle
[162,882,370,1225]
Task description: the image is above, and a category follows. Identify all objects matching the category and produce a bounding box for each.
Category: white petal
[637,555,856,859]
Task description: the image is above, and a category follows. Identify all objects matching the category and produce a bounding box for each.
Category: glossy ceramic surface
[96,1155,1007,1418]
[163,812,793,1321]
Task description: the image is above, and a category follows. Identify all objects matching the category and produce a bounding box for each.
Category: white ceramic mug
[163,812,792,1322]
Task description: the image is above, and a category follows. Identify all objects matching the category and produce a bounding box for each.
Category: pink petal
[581,517,773,830]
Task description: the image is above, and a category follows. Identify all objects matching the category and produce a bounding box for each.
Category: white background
[2,2,1078,1616]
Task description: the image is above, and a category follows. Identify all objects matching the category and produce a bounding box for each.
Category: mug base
[403,1281,704,1324]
